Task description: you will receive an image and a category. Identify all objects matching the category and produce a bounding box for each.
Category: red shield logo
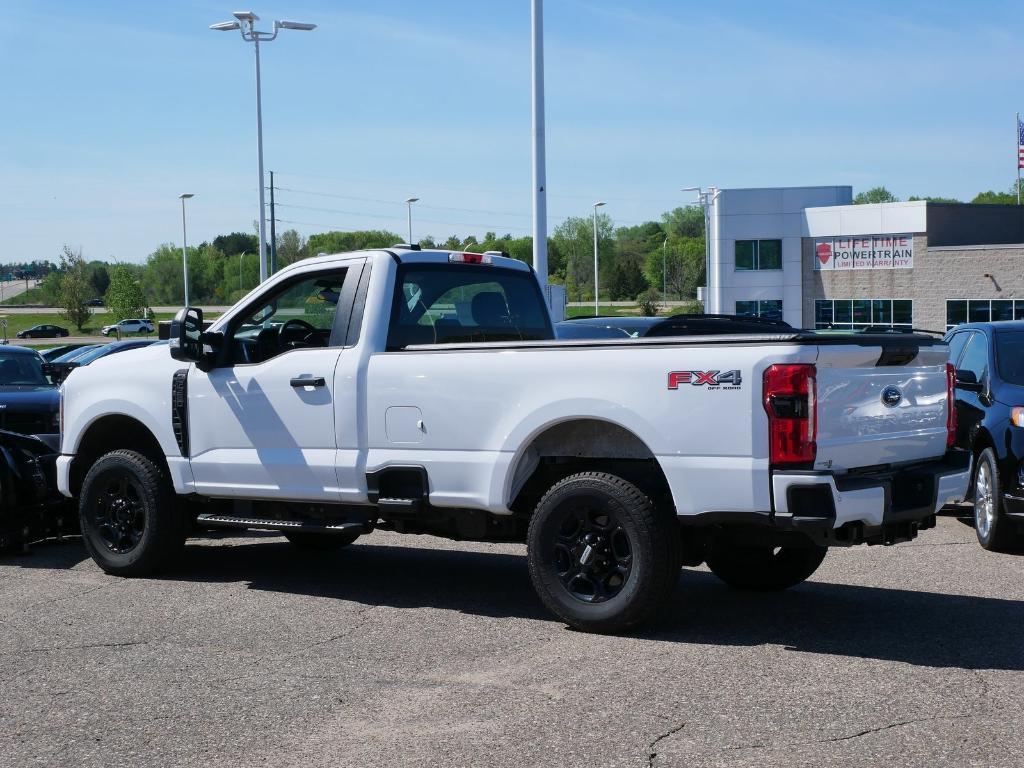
[816,241,832,266]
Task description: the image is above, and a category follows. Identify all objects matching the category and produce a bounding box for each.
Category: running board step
[196,514,368,535]
[376,497,421,515]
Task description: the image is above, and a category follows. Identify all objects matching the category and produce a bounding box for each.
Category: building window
[735,239,782,271]
[946,299,1024,331]
[736,299,783,320]
[815,299,912,330]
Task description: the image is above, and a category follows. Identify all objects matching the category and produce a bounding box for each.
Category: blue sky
[1,0,1021,264]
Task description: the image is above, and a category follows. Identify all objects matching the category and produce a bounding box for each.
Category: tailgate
[814,340,949,471]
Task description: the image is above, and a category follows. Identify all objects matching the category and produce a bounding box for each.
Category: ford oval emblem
[881,385,903,408]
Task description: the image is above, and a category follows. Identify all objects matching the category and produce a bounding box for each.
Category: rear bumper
[769,450,971,546]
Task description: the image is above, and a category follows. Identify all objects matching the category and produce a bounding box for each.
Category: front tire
[706,542,827,591]
[527,472,680,634]
[973,447,1020,551]
[79,450,186,576]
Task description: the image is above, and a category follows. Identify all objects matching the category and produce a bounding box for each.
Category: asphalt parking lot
[3,515,1024,768]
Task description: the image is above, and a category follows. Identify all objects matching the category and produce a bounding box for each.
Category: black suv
[945,322,1024,550]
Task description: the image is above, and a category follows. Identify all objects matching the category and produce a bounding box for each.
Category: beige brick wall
[801,235,1024,330]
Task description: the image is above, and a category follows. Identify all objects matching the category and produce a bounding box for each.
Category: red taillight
[946,362,957,448]
[763,363,817,467]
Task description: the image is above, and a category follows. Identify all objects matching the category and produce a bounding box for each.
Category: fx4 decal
[667,370,743,390]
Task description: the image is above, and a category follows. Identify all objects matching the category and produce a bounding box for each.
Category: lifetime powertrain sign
[814,235,913,270]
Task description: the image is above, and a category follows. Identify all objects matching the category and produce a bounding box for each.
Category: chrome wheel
[975,461,995,540]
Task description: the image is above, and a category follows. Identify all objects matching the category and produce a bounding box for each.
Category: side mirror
[955,369,983,392]
[170,307,204,363]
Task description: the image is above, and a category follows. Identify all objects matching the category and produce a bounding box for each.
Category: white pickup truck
[57,247,970,632]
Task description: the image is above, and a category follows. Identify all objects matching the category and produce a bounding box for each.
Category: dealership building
[705,186,1024,332]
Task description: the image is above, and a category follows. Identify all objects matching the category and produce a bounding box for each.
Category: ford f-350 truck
[56,247,970,632]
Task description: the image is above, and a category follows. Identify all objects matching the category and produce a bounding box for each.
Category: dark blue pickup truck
[946,322,1024,551]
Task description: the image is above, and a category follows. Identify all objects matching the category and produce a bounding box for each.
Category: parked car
[945,321,1024,551]
[555,313,792,340]
[86,298,104,307]
[39,343,91,362]
[58,247,969,633]
[0,345,60,450]
[100,318,154,337]
[16,324,69,339]
[45,339,160,383]
[50,344,103,364]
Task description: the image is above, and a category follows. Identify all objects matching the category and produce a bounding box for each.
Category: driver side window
[230,268,348,365]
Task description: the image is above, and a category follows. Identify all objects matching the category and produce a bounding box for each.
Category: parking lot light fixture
[404,197,419,244]
[593,201,606,316]
[178,193,194,308]
[210,11,317,284]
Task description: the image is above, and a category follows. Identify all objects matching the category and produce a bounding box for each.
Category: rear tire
[78,450,186,576]
[283,530,360,550]
[706,542,827,591]
[527,472,680,634]
[973,448,1021,552]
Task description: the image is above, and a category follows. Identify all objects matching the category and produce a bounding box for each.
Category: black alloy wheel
[93,473,147,554]
[552,502,632,603]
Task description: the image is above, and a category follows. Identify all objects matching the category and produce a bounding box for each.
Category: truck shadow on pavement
[160,534,1024,672]
[8,534,1024,672]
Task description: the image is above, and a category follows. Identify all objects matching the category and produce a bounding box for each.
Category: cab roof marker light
[448,253,492,264]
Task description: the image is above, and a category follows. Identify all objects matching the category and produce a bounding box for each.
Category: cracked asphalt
[3,515,1024,768]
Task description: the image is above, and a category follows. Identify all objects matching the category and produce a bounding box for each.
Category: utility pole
[269,170,277,274]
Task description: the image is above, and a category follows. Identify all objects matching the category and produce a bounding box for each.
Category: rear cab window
[387,263,553,350]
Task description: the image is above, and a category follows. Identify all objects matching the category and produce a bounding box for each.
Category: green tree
[551,214,614,301]
[661,206,704,238]
[142,244,186,305]
[105,263,146,321]
[276,229,306,267]
[907,196,962,203]
[306,230,400,254]
[606,259,647,300]
[853,186,899,204]
[971,181,1022,204]
[644,237,704,299]
[89,263,110,297]
[212,232,259,256]
[58,245,91,331]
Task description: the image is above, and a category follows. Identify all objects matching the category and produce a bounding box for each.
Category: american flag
[1018,115,1024,169]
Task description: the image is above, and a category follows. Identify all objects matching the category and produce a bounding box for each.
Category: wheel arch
[70,414,169,496]
[503,416,672,515]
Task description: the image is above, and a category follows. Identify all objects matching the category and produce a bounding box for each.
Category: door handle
[290,376,326,388]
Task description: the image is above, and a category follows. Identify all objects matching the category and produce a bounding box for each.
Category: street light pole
[682,186,718,312]
[404,197,419,244]
[592,201,606,316]
[211,12,317,283]
[662,237,668,298]
[178,193,194,307]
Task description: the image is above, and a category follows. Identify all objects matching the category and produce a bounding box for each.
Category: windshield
[0,351,48,386]
[996,331,1024,385]
[53,344,101,363]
